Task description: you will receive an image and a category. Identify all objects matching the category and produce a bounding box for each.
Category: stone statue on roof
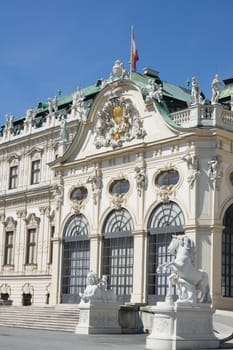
[191,77,201,105]
[71,87,89,122]
[107,60,129,82]
[144,79,163,103]
[47,97,58,115]
[211,74,222,104]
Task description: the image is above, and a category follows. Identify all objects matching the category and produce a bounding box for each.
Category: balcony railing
[169,103,233,131]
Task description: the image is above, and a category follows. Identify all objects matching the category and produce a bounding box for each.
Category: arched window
[102,208,134,303]
[62,214,90,303]
[222,204,233,297]
[147,202,185,304]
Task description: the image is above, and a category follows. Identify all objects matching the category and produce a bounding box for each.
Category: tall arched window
[222,204,233,297]
[147,201,185,304]
[102,208,134,303]
[62,214,90,303]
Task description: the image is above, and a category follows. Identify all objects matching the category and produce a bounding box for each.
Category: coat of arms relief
[94,96,146,149]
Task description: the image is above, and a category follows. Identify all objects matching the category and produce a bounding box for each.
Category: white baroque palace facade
[0,61,233,310]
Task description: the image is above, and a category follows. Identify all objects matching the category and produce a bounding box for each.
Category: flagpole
[130,25,133,80]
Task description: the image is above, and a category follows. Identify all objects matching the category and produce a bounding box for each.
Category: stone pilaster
[0,212,5,271]
[89,234,101,277]
[131,230,146,303]
[210,225,224,307]
[16,210,27,272]
[49,207,62,305]
[39,206,50,272]
[49,236,61,305]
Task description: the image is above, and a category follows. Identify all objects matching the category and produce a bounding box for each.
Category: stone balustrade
[0,110,78,144]
[169,103,233,131]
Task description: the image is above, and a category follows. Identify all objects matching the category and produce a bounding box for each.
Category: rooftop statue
[191,77,201,105]
[111,60,129,80]
[157,235,211,304]
[144,79,163,103]
[211,74,222,104]
[47,96,58,115]
[71,87,91,121]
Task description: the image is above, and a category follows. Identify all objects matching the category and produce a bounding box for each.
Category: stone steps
[0,305,80,332]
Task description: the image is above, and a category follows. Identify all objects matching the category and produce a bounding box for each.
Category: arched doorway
[61,214,90,303]
[147,201,185,304]
[102,208,134,303]
[222,204,233,297]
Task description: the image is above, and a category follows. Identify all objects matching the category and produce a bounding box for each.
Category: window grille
[62,214,90,303]
[4,231,14,265]
[26,229,36,265]
[31,160,41,184]
[222,204,233,297]
[147,202,184,304]
[102,208,134,303]
[9,166,18,189]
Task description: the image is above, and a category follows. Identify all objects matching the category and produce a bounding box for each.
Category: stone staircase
[0,305,80,332]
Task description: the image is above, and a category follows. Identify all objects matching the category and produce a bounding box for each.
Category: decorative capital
[16,209,27,219]
[39,206,50,216]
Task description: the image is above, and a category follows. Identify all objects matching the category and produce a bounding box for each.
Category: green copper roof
[131,72,191,103]
[13,71,190,125]
[162,82,191,103]
[219,84,233,99]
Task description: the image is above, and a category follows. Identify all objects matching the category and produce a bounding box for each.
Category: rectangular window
[31,160,41,184]
[9,166,18,189]
[4,231,14,265]
[26,229,36,264]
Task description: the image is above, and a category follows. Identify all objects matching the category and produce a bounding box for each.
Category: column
[89,234,101,277]
[42,207,51,273]
[211,225,224,307]
[0,212,5,271]
[131,230,146,303]
[39,206,50,272]
[49,206,62,305]
[16,209,27,272]
[49,237,61,305]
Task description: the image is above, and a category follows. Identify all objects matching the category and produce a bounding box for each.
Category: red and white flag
[131,28,139,72]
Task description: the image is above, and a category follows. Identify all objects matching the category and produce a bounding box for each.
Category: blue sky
[0,0,232,124]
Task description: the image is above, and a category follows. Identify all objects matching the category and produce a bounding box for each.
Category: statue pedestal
[146,302,219,350]
[75,301,121,334]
